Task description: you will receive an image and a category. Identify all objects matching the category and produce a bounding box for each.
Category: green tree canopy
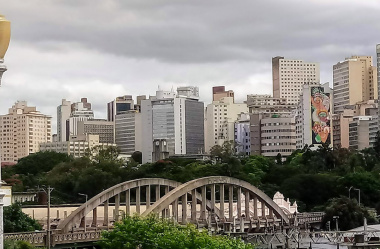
[4,203,42,233]
[98,215,254,249]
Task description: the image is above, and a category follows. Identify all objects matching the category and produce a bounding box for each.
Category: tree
[98,215,255,249]
[131,151,142,164]
[4,203,42,233]
[322,197,377,230]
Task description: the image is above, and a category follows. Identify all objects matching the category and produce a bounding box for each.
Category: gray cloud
[0,0,379,132]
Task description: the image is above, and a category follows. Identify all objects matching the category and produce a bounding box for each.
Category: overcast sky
[1,0,380,133]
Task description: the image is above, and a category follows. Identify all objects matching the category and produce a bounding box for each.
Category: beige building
[39,134,116,158]
[204,97,247,153]
[333,100,378,148]
[77,119,114,144]
[333,56,378,114]
[250,113,296,157]
[272,57,320,105]
[0,101,51,164]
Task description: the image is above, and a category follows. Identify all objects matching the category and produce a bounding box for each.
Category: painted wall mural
[311,87,331,145]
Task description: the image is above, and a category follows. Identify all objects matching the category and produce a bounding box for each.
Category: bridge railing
[4,231,46,246]
[52,230,103,246]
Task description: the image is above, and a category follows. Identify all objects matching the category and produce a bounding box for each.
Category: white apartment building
[296,83,333,149]
[0,101,51,164]
[247,94,295,114]
[141,87,204,163]
[272,57,320,105]
[77,119,114,144]
[115,110,142,156]
[39,134,115,158]
[204,97,248,153]
[333,56,377,114]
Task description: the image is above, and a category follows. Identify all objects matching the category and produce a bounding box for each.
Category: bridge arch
[142,176,289,224]
[57,178,181,233]
[57,178,224,233]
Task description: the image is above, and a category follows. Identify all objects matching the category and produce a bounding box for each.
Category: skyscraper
[141,87,204,163]
[272,57,320,105]
[57,99,71,142]
[212,86,234,102]
[0,101,51,164]
[333,56,378,114]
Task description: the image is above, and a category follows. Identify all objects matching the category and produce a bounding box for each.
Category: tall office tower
[0,101,51,164]
[66,98,94,140]
[333,56,378,114]
[107,95,134,122]
[57,99,71,142]
[115,110,142,156]
[141,87,204,163]
[204,97,248,153]
[272,56,320,105]
[246,95,296,157]
[212,86,234,102]
[377,45,380,128]
[296,83,333,149]
[77,119,114,144]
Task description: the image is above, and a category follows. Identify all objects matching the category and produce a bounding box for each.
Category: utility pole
[41,186,54,249]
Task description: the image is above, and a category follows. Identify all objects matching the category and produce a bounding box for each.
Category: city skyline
[1,1,380,131]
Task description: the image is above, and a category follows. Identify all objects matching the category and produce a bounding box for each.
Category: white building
[39,134,115,158]
[141,87,204,163]
[77,119,114,144]
[272,57,320,105]
[296,83,333,149]
[0,101,52,164]
[57,99,71,142]
[115,110,142,156]
[234,113,250,156]
[204,97,248,153]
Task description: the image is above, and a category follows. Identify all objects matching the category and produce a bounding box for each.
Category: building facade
[115,110,142,156]
[212,86,234,102]
[0,101,51,164]
[234,113,250,156]
[141,87,204,163]
[204,97,248,153]
[57,99,71,142]
[39,134,115,158]
[272,57,320,105]
[107,95,134,122]
[333,56,378,114]
[296,83,333,149]
[77,119,114,144]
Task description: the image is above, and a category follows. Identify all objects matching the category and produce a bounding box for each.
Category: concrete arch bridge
[5,176,323,247]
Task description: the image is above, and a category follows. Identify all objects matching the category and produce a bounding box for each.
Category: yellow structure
[0,14,11,60]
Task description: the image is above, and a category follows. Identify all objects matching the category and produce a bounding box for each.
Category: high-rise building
[272,57,320,105]
[333,56,378,114]
[204,97,248,153]
[141,87,204,163]
[77,119,114,144]
[57,99,71,142]
[376,45,380,129]
[115,110,142,156]
[247,94,294,114]
[212,86,234,102]
[0,101,51,164]
[107,95,134,122]
[66,98,94,139]
[250,113,296,157]
[296,83,333,149]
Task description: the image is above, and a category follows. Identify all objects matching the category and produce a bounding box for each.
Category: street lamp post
[40,186,53,249]
[348,186,353,199]
[333,216,339,231]
[78,193,88,232]
[354,188,361,206]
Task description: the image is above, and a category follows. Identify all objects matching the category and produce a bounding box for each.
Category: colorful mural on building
[311,86,331,145]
